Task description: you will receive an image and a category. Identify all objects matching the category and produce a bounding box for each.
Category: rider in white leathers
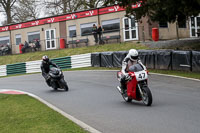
[118,49,146,93]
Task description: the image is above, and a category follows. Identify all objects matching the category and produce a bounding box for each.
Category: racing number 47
[138,73,145,79]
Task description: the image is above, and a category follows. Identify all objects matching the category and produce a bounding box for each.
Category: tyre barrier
[91,50,200,72]
[0,50,199,77]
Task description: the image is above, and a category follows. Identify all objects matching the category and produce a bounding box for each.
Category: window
[45,29,56,49]
[15,34,21,45]
[81,22,96,36]
[190,16,200,37]
[123,17,138,41]
[102,18,120,33]
[197,17,200,27]
[69,25,76,38]
[191,17,195,27]
[191,17,195,36]
[27,31,40,43]
[0,36,10,45]
[159,22,168,28]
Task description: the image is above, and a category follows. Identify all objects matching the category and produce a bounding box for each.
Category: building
[0,3,199,54]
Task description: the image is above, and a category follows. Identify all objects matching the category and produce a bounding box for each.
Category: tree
[113,0,200,23]
[81,0,109,9]
[42,0,112,16]
[12,0,40,23]
[0,0,17,24]
[42,0,83,16]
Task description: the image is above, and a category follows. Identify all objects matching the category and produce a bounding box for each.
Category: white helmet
[128,49,138,61]
[42,55,49,63]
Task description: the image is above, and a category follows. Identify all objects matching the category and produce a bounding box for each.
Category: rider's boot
[121,83,126,94]
[46,79,51,87]
[117,86,122,93]
[117,83,126,94]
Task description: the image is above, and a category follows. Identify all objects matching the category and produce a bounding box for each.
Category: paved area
[0,71,200,133]
[143,38,200,49]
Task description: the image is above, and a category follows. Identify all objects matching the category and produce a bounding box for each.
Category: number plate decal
[135,70,148,81]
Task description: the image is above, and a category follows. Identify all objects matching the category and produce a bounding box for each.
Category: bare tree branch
[12,0,40,23]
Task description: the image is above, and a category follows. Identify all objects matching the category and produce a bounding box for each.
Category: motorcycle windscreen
[129,64,144,72]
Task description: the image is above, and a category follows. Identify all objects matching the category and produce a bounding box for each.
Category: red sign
[0,26,9,32]
[132,2,142,8]
[76,9,98,18]
[0,4,140,32]
[99,5,125,15]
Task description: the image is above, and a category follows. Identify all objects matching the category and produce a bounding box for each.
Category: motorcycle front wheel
[141,86,152,106]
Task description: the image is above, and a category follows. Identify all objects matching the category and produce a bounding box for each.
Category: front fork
[138,84,144,97]
[137,80,147,97]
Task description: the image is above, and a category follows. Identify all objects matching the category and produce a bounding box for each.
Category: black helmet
[42,55,49,63]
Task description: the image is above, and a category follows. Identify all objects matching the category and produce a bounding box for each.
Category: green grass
[0,94,88,133]
[1,41,199,65]
[0,42,148,65]
[149,69,200,79]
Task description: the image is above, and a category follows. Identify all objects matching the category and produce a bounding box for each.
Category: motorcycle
[48,67,69,91]
[117,64,152,106]
[0,45,10,56]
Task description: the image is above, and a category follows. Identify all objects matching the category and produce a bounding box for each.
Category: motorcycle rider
[41,55,58,87]
[118,49,146,94]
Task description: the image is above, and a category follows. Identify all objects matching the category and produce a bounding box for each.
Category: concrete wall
[159,22,190,40]
[99,11,125,43]
[66,15,98,46]
[10,23,60,54]
[65,11,126,46]
[138,16,159,41]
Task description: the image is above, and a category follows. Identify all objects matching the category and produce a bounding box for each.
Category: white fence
[71,53,91,69]
[0,65,6,76]
[26,60,42,73]
[0,53,92,76]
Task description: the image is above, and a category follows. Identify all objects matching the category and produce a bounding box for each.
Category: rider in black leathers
[41,55,58,86]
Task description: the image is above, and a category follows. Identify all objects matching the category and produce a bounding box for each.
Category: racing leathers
[41,60,58,86]
[120,56,146,93]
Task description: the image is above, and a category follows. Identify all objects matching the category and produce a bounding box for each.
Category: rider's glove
[46,74,51,81]
[125,74,131,81]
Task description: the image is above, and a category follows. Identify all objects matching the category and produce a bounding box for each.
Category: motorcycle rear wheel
[60,78,69,91]
[51,81,58,91]
[141,86,152,106]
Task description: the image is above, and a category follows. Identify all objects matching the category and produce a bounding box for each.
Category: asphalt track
[0,71,200,133]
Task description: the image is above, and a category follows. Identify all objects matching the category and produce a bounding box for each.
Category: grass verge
[0,94,88,133]
[0,42,147,65]
[148,69,200,80]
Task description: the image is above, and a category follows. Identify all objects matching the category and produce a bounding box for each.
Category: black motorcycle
[48,67,69,91]
[0,45,11,56]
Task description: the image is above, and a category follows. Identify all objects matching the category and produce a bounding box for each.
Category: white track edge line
[149,72,200,82]
[0,89,102,133]
[66,70,200,81]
